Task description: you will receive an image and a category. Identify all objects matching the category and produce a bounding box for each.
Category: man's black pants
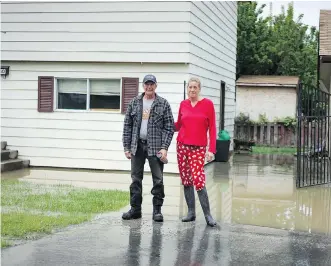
[130,140,165,209]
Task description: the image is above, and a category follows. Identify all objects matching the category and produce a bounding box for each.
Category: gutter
[236,83,298,88]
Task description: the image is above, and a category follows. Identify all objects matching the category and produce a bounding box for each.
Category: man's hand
[158,149,168,161]
[206,151,214,162]
[124,151,132,159]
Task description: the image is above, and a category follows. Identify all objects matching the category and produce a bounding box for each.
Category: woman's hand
[206,151,214,162]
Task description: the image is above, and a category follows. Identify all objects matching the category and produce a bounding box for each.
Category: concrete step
[1,141,7,150]
[1,150,18,161]
[1,159,30,172]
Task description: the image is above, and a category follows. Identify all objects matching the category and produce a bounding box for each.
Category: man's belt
[139,139,147,144]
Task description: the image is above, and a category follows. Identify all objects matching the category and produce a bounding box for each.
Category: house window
[57,78,121,111]
[58,79,87,110]
[90,79,121,110]
[38,76,138,114]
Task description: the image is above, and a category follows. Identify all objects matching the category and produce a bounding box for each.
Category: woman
[174,77,217,227]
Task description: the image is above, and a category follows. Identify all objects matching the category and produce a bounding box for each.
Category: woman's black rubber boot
[197,186,216,227]
[182,186,196,222]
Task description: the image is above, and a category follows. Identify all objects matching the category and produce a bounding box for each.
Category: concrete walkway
[2,213,331,266]
[2,154,331,265]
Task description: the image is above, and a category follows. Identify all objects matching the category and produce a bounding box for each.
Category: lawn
[252,146,296,154]
[1,179,129,248]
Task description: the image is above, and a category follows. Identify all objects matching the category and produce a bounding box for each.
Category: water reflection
[206,154,331,235]
[149,223,163,266]
[192,227,210,266]
[173,225,229,266]
[174,224,196,266]
[120,220,331,266]
[123,220,142,266]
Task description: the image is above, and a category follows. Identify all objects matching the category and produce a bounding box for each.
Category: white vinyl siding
[1,1,191,63]
[0,1,238,172]
[1,61,188,173]
[188,1,237,150]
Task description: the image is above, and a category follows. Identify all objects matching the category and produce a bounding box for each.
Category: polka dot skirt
[176,142,206,191]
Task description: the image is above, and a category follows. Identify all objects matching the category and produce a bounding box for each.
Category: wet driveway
[2,154,331,265]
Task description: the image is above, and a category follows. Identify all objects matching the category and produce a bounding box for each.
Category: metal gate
[297,83,331,187]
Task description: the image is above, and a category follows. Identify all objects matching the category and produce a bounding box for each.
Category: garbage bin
[215,139,230,162]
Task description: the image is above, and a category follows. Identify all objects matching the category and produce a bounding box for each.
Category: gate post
[329,93,331,158]
[296,82,303,187]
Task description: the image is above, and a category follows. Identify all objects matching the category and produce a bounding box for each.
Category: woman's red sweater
[174,98,216,153]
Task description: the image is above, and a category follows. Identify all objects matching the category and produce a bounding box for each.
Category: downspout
[183,80,186,100]
[317,32,320,90]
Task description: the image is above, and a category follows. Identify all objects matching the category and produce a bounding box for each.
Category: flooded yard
[2,154,331,266]
[2,154,331,236]
[225,154,331,236]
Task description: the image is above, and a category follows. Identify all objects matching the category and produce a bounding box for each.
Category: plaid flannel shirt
[122,93,175,156]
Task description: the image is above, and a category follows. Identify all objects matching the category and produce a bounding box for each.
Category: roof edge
[236,83,298,88]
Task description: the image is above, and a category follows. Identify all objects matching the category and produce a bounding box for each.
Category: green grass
[2,213,90,237]
[1,239,10,248]
[252,146,296,154]
[1,179,129,247]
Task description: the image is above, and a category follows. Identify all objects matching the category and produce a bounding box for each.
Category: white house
[1,1,238,173]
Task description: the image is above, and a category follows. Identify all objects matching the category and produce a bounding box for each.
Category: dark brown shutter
[121,77,139,114]
[38,76,54,112]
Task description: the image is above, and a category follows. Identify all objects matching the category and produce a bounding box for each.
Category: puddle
[2,154,331,236]
[209,154,331,236]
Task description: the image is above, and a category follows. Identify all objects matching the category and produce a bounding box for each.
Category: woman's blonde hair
[187,77,201,89]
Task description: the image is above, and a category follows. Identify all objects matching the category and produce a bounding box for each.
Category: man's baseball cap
[143,74,157,84]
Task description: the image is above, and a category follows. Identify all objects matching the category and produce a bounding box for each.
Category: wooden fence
[234,123,296,147]
[235,121,329,148]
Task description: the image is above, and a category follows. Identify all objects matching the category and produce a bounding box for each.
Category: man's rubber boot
[153,206,164,222]
[182,186,196,222]
[197,187,216,227]
[122,207,142,220]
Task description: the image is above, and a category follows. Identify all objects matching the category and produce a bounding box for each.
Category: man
[122,74,175,222]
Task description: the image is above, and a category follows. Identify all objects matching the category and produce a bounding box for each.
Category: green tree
[237,1,272,78]
[237,1,319,90]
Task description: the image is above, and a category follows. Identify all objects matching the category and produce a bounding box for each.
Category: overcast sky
[258,1,331,28]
